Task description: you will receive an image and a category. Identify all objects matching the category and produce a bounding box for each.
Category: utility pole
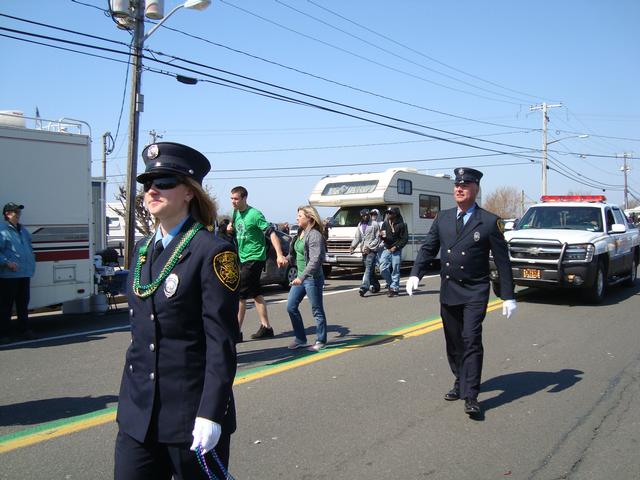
[530,102,562,196]
[619,152,631,210]
[123,0,145,269]
[520,190,525,217]
[149,129,163,143]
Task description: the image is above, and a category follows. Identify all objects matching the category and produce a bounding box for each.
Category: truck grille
[508,239,563,263]
[327,239,352,253]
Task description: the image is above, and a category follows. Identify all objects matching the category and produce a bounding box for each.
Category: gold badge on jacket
[213,251,240,291]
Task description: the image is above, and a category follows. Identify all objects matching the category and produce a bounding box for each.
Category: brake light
[541,195,606,203]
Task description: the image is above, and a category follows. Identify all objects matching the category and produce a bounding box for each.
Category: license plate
[522,268,541,279]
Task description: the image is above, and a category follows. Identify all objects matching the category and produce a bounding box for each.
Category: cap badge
[147,144,159,159]
[164,273,179,298]
[458,168,465,175]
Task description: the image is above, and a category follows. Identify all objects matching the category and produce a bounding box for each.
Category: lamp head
[183,0,211,10]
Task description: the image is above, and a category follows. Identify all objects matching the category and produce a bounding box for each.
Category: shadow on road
[519,282,640,307]
[0,394,118,427]
[480,368,584,414]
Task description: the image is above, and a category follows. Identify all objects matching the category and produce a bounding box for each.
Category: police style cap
[454,167,483,185]
[137,142,211,185]
[359,208,370,216]
[3,202,24,214]
[386,207,401,215]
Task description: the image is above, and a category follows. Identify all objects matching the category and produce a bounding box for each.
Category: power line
[273,0,533,104]
[305,0,549,103]
[218,0,525,105]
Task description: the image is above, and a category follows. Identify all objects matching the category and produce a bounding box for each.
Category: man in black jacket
[406,167,516,417]
[379,207,408,297]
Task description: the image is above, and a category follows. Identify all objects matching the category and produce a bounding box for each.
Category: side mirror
[503,221,515,231]
[610,223,626,234]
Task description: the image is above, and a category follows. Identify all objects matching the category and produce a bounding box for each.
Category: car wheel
[583,261,606,304]
[624,256,637,287]
[282,265,298,288]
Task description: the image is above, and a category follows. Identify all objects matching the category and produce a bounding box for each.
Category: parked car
[260,229,298,288]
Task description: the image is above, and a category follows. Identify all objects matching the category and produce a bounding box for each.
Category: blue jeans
[360,251,380,291]
[287,274,327,344]
[379,248,401,291]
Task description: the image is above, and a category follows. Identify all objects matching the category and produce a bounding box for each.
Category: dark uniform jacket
[117,218,240,444]
[410,206,514,305]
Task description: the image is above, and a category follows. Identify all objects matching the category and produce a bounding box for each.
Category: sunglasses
[143,176,183,192]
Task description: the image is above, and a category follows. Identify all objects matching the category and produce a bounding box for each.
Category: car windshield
[517,206,603,232]
[332,206,387,227]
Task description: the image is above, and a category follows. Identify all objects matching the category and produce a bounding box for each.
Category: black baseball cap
[3,202,24,214]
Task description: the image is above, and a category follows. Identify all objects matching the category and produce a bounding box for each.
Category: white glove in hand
[405,276,420,296]
[502,299,517,319]
[190,417,222,453]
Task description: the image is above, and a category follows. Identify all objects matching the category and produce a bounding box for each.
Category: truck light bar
[541,195,606,203]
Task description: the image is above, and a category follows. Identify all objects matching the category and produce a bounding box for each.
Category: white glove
[405,276,420,296]
[502,299,517,319]
[190,417,222,453]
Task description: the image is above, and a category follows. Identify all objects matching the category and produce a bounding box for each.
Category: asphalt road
[1,270,639,479]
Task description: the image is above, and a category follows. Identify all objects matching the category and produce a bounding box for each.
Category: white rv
[309,168,456,272]
[0,112,103,310]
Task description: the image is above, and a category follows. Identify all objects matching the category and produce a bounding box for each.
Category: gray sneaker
[307,342,326,352]
[287,340,308,350]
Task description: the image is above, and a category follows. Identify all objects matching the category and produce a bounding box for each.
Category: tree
[482,186,522,219]
[111,185,154,236]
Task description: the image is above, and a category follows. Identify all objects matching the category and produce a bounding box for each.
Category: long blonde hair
[184,177,217,227]
[298,205,324,235]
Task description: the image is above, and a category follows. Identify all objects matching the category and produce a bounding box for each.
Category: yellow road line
[0,298,504,454]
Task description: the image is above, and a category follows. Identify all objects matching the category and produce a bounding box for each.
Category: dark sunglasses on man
[143,176,183,192]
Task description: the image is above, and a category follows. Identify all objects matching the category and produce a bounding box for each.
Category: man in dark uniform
[406,167,516,417]
[115,142,240,479]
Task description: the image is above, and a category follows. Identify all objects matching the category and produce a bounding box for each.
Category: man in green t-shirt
[228,186,286,340]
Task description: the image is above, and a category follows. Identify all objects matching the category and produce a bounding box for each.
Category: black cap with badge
[454,167,483,185]
[137,142,211,185]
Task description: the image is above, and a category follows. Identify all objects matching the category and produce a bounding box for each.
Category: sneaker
[251,325,274,339]
[358,288,367,297]
[287,340,308,350]
[387,289,399,297]
[307,341,326,352]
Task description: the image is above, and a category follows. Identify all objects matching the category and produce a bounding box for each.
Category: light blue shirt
[154,216,189,248]
[456,203,477,226]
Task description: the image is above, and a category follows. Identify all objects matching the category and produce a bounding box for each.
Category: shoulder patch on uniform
[213,251,240,291]
[497,218,505,234]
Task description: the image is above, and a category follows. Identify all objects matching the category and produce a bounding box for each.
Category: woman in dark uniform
[114,142,240,479]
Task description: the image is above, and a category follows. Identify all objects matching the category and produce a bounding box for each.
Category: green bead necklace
[132,221,203,298]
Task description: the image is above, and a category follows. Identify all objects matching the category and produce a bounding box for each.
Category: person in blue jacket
[114,142,240,480]
[0,202,36,342]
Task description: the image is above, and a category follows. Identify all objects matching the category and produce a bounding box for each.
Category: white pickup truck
[489,195,639,303]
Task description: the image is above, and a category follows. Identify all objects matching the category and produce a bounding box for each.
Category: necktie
[456,212,465,235]
[153,239,164,261]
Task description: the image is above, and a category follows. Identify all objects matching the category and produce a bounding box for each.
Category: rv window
[397,179,412,195]
[322,181,378,196]
[419,195,440,219]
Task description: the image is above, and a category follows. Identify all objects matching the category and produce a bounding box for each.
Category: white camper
[0,113,100,310]
[309,168,456,272]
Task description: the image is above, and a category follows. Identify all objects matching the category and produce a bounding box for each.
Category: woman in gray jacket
[286,205,328,352]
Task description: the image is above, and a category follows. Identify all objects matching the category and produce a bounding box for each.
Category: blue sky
[1,0,639,222]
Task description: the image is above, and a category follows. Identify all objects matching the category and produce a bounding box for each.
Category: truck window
[605,209,615,230]
[518,206,603,231]
[332,206,386,227]
[419,194,440,219]
[397,179,412,195]
[612,208,626,226]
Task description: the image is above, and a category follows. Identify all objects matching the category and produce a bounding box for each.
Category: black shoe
[387,289,398,297]
[358,288,367,297]
[20,330,37,340]
[370,285,380,293]
[464,398,481,416]
[444,389,460,401]
[251,325,274,339]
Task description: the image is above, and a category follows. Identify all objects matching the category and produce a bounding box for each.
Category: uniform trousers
[0,277,31,336]
[440,301,487,401]
[114,429,231,480]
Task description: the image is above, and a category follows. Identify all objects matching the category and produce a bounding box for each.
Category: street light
[121,0,210,268]
[542,134,589,196]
